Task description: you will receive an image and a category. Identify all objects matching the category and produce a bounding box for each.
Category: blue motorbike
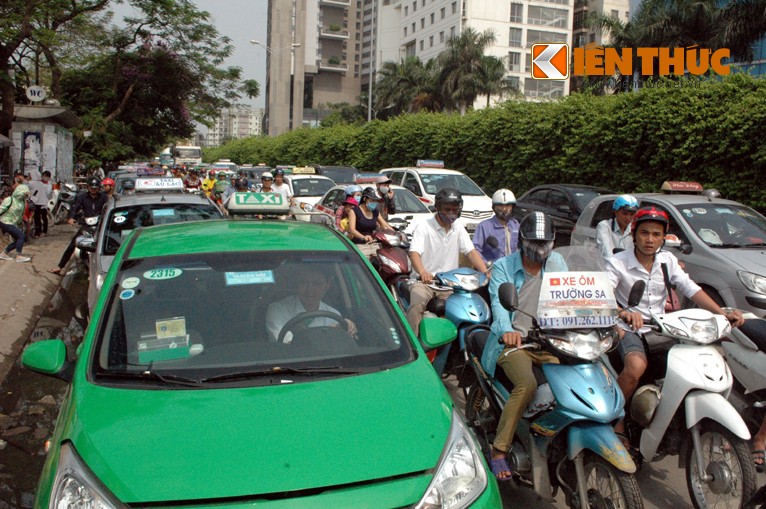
[463,247,643,509]
[394,267,491,380]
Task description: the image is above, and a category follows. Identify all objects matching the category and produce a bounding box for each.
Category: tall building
[207,107,264,147]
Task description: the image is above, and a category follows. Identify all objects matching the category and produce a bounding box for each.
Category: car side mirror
[419,317,457,350]
[21,339,73,382]
[679,243,692,255]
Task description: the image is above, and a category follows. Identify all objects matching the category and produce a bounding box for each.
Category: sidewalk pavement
[0,223,76,383]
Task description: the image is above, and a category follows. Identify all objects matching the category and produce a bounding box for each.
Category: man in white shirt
[607,206,744,436]
[271,168,294,205]
[406,188,488,336]
[27,170,53,237]
[595,194,638,259]
[266,268,356,343]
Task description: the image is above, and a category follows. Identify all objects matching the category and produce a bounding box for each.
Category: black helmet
[87,176,101,188]
[519,212,555,241]
[361,187,382,202]
[274,168,285,176]
[434,188,463,208]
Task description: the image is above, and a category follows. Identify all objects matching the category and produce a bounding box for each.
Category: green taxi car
[23,200,501,508]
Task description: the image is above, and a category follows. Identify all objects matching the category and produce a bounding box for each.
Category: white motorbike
[611,288,757,509]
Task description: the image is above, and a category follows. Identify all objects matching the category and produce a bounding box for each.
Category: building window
[441,7,445,18]
[422,0,426,6]
[429,35,434,47]
[509,27,522,47]
[421,17,425,28]
[625,11,630,19]
[524,77,565,98]
[420,39,424,50]
[508,51,521,72]
[412,22,416,32]
[451,25,456,37]
[611,9,619,18]
[527,6,569,28]
[526,29,567,47]
[510,3,523,22]
[430,12,435,24]
[413,1,417,11]
[589,32,596,43]
[439,31,444,42]
[452,2,457,14]
[404,26,408,36]
[405,5,408,15]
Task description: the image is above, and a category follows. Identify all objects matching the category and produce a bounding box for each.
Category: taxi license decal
[692,208,707,214]
[152,208,175,218]
[114,216,126,224]
[121,277,140,289]
[225,270,275,286]
[144,268,183,280]
[119,289,135,300]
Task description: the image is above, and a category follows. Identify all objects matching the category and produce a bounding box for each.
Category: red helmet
[101,178,115,186]
[632,206,669,233]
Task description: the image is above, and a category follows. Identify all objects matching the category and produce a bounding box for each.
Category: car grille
[461,210,493,222]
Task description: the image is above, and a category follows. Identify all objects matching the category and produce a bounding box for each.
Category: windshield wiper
[97,370,202,387]
[202,366,361,383]
[709,243,742,248]
[743,242,766,247]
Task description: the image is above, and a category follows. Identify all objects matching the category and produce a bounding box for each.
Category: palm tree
[374,56,442,116]
[437,28,497,114]
[476,55,520,107]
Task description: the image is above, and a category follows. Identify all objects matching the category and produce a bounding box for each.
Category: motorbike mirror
[612,248,624,254]
[627,280,646,308]
[679,243,692,255]
[498,282,519,311]
[486,236,499,249]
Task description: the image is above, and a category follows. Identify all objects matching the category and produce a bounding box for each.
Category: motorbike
[463,246,642,509]
[609,297,757,508]
[370,227,411,297]
[721,310,766,453]
[74,216,100,270]
[52,182,78,225]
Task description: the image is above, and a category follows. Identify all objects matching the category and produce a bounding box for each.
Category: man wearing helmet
[49,176,108,275]
[607,206,744,438]
[201,170,217,197]
[374,175,396,221]
[271,168,293,204]
[595,194,638,259]
[472,188,520,262]
[101,178,115,198]
[480,211,567,480]
[406,188,488,335]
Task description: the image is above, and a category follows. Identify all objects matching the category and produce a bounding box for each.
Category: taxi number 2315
[144,268,183,280]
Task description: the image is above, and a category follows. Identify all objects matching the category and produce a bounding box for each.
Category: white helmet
[492,188,516,205]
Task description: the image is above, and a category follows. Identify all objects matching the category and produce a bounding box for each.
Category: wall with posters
[10,121,74,182]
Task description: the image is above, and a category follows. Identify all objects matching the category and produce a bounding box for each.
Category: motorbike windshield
[536,246,618,329]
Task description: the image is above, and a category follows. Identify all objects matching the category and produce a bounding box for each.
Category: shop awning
[14,104,82,128]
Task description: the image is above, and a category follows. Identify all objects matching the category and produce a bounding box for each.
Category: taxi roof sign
[291,166,316,174]
[355,173,381,184]
[660,181,704,194]
[135,178,185,192]
[416,159,445,168]
[226,192,290,215]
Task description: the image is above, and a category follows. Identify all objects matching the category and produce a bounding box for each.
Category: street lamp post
[250,40,301,136]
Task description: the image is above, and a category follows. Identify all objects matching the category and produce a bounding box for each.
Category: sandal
[489,456,513,482]
[752,449,765,473]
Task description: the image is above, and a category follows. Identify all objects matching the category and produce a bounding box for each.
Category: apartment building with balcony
[207,107,264,148]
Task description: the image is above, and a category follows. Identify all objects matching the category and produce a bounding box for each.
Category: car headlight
[299,202,313,212]
[679,317,728,344]
[51,442,125,509]
[415,410,487,509]
[738,271,766,295]
[546,329,613,360]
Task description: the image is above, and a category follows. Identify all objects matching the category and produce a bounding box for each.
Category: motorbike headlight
[546,330,613,360]
[446,273,482,291]
[378,253,410,273]
[738,271,766,295]
[51,442,125,509]
[415,411,487,509]
[382,232,400,246]
[679,317,726,344]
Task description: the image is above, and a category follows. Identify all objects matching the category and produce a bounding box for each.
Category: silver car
[572,192,766,317]
[81,178,222,312]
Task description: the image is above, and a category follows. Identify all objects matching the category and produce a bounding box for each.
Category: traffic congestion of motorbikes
[6,159,766,509]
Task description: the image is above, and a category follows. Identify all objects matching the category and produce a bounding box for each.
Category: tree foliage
[207,74,766,213]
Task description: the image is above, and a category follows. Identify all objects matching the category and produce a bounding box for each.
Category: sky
[111,0,269,109]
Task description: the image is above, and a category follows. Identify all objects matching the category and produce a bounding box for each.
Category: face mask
[522,240,554,263]
[378,186,389,194]
[367,201,378,211]
[353,193,362,201]
[438,212,459,224]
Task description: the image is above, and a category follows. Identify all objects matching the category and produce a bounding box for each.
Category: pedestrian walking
[0,184,32,262]
[27,170,53,237]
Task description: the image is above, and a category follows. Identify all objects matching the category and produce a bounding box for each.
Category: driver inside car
[265,267,357,343]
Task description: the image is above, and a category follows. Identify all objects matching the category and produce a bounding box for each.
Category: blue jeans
[0,222,24,254]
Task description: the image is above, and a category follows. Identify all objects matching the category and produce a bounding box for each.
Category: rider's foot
[490,448,512,481]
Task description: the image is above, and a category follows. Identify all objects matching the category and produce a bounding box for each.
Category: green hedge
[206,74,766,212]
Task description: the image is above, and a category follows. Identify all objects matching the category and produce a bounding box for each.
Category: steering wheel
[277,311,346,344]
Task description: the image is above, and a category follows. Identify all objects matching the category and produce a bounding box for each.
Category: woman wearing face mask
[348,187,392,257]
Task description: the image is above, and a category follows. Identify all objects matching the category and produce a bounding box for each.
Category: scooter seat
[426,298,446,316]
[740,319,766,352]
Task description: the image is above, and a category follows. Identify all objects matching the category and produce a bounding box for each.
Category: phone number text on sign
[537,272,618,329]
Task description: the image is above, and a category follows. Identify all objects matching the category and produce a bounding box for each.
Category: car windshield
[420,173,484,196]
[316,167,357,183]
[291,178,334,197]
[675,203,766,247]
[103,204,221,255]
[572,189,609,210]
[93,251,413,385]
[393,188,430,213]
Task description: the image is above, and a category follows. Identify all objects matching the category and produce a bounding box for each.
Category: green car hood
[67,362,453,503]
